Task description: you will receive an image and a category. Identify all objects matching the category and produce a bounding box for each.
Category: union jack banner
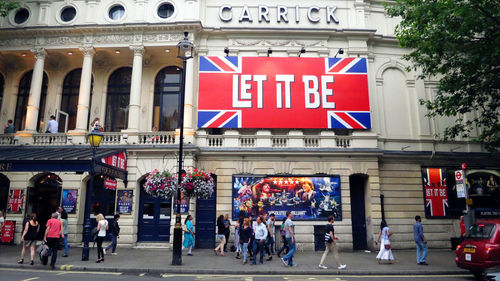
[7,189,24,213]
[198,56,371,129]
[422,168,449,217]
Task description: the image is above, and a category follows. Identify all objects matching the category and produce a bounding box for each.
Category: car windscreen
[468,223,496,239]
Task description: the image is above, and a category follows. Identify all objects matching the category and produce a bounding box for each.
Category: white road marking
[21,278,40,281]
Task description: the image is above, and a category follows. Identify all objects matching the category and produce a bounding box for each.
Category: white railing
[239,136,256,147]
[304,137,320,148]
[33,133,67,145]
[0,134,15,145]
[272,136,288,147]
[336,137,351,148]
[138,132,175,145]
[207,135,224,147]
[100,133,122,145]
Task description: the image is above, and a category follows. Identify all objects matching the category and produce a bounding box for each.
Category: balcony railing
[33,133,67,145]
[138,132,176,145]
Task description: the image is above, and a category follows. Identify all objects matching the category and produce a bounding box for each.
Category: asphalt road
[0,268,498,281]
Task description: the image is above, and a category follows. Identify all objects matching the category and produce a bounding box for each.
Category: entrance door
[85,176,117,232]
[26,174,62,240]
[0,174,9,213]
[195,175,217,248]
[350,174,368,250]
[138,187,171,241]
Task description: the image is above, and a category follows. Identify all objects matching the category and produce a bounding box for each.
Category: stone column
[24,48,47,132]
[125,45,144,132]
[74,46,95,132]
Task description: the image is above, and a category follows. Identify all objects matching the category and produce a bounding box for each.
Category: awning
[0,147,128,184]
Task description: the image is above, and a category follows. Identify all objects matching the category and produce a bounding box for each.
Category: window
[14,70,48,132]
[14,8,29,24]
[105,67,131,132]
[108,5,125,21]
[157,3,174,19]
[60,69,93,131]
[153,66,182,131]
[468,224,495,239]
[0,74,4,115]
[60,6,76,22]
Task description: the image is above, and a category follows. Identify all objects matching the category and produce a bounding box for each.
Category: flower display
[144,168,215,199]
[143,169,176,199]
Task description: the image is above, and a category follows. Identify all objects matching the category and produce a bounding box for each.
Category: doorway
[84,175,117,231]
[0,173,9,213]
[26,173,62,240]
[349,174,368,251]
[195,174,217,248]
[138,179,171,242]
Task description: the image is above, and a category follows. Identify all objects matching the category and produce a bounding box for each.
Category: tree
[0,0,20,18]
[385,0,500,151]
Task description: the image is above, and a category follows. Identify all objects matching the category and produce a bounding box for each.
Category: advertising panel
[232,175,342,220]
[116,190,133,214]
[422,168,449,217]
[61,189,78,214]
[198,56,370,129]
[7,189,24,214]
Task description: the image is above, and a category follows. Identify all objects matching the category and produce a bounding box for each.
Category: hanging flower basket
[181,168,215,199]
[143,169,176,199]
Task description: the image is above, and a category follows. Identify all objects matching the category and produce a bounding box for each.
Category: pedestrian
[251,216,268,265]
[248,215,254,257]
[91,117,103,132]
[239,218,252,264]
[266,213,276,257]
[44,212,63,270]
[46,115,58,133]
[61,211,69,257]
[0,211,4,231]
[95,213,108,263]
[414,215,428,265]
[4,120,14,134]
[214,215,226,256]
[376,220,394,264]
[459,215,466,243]
[223,214,231,252]
[319,215,346,269]
[276,217,289,257]
[182,215,195,256]
[105,214,120,256]
[56,206,63,220]
[281,211,297,267]
[234,215,243,259]
[18,213,39,265]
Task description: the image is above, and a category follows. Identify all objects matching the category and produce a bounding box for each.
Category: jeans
[63,235,68,255]
[416,241,428,263]
[105,234,117,253]
[268,236,275,255]
[282,237,296,265]
[46,237,59,267]
[252,239,265,264]
[277,235,288,256]
[242,242,249,262]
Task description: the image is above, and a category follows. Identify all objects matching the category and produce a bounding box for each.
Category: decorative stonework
[30,48,47,60]
[79,46,96,57]
[130,45,145,55]
[0,38,36,47]
[142,33,186,43]
[231,39,326,47]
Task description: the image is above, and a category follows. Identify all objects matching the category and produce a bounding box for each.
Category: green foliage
[385,0,500,151]
[0,0,20,17]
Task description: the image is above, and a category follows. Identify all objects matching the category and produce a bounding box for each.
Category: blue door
[138,187,171,241]
[195,175,217,248]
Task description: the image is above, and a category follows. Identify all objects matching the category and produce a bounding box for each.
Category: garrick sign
[219,4,340,24]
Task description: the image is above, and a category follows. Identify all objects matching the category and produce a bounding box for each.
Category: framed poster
[116,190,133,214]
[61,189,78,214]
[173,195,190,214]
[0,220,15,244]
[7,189,24,214]
[232,175,342,221]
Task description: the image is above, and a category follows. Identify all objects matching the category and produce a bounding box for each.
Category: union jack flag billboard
[422,168,449,217]
[198,56,371,129]
[7,189,24,214]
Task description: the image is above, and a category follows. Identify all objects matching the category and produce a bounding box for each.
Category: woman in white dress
[376,220,395,264]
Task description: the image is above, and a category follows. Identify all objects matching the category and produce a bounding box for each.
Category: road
[1,268,498,281]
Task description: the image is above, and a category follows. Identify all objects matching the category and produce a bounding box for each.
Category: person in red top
[44,212,63,270]
[459,215,466,242]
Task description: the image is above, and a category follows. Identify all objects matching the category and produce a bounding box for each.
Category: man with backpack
[105,214,120,255]
[318,215,346,269]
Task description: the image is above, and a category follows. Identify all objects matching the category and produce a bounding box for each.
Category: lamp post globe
[172,31,194,266]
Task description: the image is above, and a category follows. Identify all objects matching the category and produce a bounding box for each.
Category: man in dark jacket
[105,214,120,255]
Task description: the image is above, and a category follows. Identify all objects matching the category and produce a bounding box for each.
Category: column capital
[30,48,47,60]
[79,46,96,57]
[130,45,145,55]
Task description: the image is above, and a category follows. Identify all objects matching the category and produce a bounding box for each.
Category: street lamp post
[172,31,194,266]
[82,129,103,261]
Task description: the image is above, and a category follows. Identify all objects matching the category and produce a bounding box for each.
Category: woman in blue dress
[182,215,195,256]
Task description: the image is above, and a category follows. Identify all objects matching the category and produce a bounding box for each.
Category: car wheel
[472,270,486,280]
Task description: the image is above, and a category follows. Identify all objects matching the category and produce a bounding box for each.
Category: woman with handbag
[95,213,108,263]
[18,213,40,265]
[182,215,195,256]
[376,220,395,264]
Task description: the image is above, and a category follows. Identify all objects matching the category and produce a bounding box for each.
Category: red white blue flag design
[7,189,24,213]
[198,56,371,129]
[422,168,449,217]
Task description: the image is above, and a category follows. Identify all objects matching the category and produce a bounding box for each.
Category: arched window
[105,67,131,132]
[153,66,182,131]
[60,69,93,131]
[14,70,48,132]
[0,74,4,115]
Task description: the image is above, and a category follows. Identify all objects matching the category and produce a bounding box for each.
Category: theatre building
[0,0,498,250]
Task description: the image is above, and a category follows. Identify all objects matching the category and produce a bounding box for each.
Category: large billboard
[198,56,370,129]
[232,175,342,221]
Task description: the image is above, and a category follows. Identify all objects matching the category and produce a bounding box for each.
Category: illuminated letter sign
[198,56,371,129]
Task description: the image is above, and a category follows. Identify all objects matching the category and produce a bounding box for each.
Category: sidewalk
[0,245,469,276]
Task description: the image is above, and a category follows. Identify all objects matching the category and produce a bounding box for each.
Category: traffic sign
[461,163,467,170]
[455,170,466,198]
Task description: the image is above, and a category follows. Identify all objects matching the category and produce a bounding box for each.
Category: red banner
[1,220,15,243]
[422,168,449,217]
[102,152,127,171]
[198,56,371,129]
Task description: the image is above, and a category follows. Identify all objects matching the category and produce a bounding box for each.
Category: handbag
[384,244,391,250]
